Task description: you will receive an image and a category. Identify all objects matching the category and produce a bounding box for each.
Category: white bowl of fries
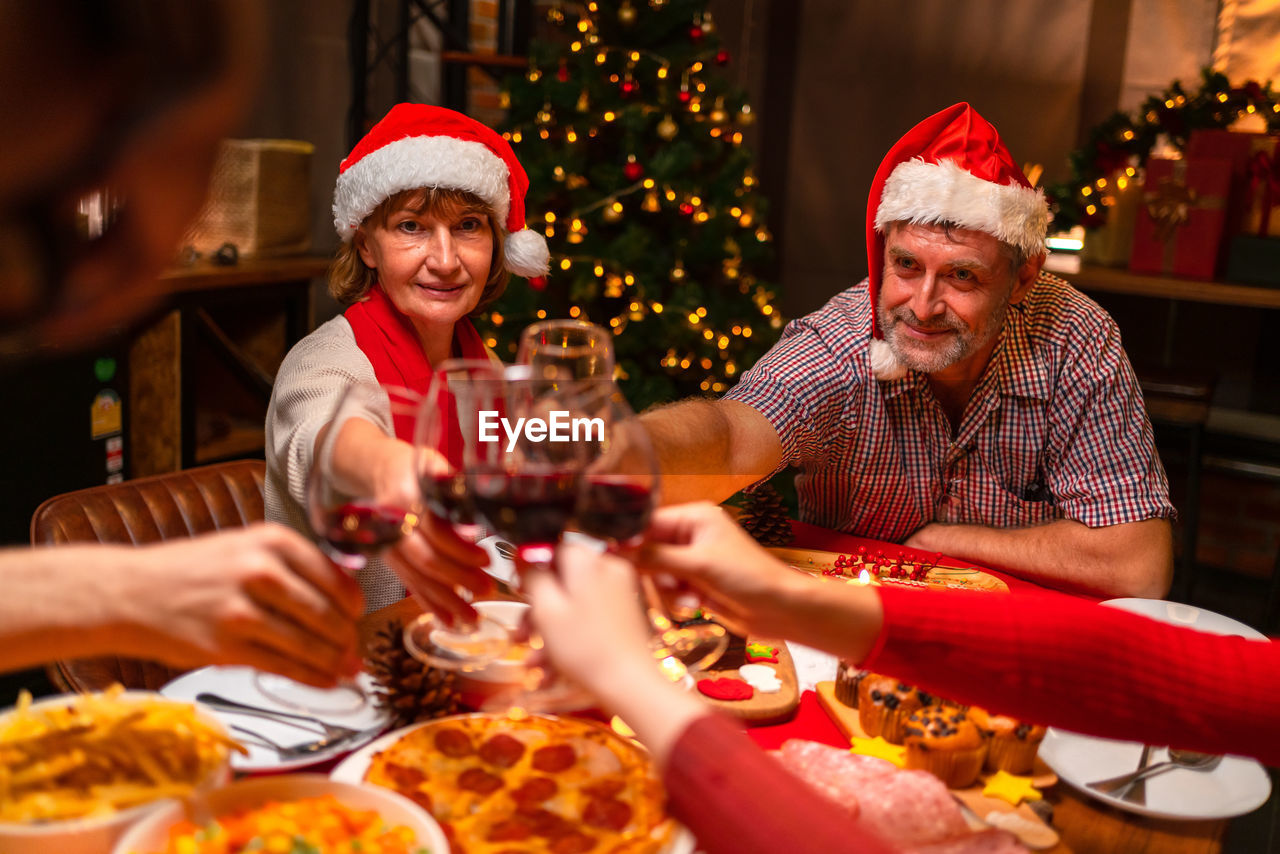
[0,687,236,854]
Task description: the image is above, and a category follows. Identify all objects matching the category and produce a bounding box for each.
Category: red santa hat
[332,103,550,278]
[865,103,1048,379]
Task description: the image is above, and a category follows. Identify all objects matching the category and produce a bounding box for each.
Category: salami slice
[853,769,969,847]
[511,776,558,805]
[583,797,633,832]
[550,831,597,854]
[486,816,534,842]
[458,767,504,795]
[435,727,475,757]
[479,733,527,768]
[531,743,576,772]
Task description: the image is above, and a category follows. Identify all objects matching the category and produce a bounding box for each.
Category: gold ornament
[536,103,553,124]
[566,173,590,190]
[619,1,636,24]
[701,11,716,34]
[739,104,755,126]
[709,97,728,124]
[657,114,678,140]
[669,260,686,282]
[553,165,566,182]
[642,190,661,212]
[499,91,510,108]
[603,201,623,223]
[576,90,590,112]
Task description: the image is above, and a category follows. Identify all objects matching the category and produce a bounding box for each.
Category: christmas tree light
[482,0,782,409]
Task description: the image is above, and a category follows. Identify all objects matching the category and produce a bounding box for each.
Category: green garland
[1048,68,1279,231]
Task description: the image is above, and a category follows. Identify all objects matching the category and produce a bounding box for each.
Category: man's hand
[113,523,364,686]
[905,517,1174,598]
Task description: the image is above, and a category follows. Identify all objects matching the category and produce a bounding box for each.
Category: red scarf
[345,284,491,459]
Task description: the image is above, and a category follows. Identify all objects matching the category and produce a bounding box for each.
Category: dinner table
[355,521,1235,854]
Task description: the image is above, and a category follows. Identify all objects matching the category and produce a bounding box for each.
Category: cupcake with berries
[903,705,988,787]
[857,674,932,743]
[968,706,1046,774]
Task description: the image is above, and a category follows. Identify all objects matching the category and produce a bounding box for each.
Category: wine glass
[570,380,728,674]
[517,319,615,381]
[256,381,420,713]
[406,369,598,711]
[405,360,517,672]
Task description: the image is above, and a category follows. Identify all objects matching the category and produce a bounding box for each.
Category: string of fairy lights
[485,0,782,396]
[1048,68,1280,231]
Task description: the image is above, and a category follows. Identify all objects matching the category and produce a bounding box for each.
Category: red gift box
[1130,157,1232,279]
[1186,129,1280,238]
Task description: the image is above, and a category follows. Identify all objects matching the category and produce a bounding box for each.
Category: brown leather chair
[30,459,267,693]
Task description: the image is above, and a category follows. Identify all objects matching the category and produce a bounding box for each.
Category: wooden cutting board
[694,637,799,726]
[816,681,1060,850]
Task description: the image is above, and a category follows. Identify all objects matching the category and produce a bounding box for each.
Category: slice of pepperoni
[457,766,504,795]
[486,816,534,842]
[383,762,427,789]
[531,742,577,773]
[404,788,434,813]
[435,727,474,758]
[511,775,558,805]
[581,777,626,799]
[551,831,598,854]
[522,807,574,839]
[479,733,527,768]
[583,797,633,832]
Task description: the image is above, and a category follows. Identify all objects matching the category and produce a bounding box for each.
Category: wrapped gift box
[1186,129,1280,239]
[1130,157,1232,279]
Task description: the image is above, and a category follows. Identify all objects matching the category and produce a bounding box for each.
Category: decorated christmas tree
[480,0,783,410]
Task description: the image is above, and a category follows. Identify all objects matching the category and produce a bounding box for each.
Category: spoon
[1088,748,1223,800]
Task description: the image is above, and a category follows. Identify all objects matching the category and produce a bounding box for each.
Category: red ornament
[557,63,569,83]
[678,89,692,104]
[689,25,704,41]
[715,49,730,66]
[678,202,695,216]
[621,79,637,96]
[623,161,644,181]
[528,275,548,291]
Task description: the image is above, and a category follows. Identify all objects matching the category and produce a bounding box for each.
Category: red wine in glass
[576,478,654,545]
[320,501,409,561]
[420,472,476,528]
[470,471,578,560]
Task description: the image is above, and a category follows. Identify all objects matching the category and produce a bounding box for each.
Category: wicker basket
[184,139,314,258]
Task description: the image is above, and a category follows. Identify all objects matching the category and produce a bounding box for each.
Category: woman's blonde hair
[328,186,509,313]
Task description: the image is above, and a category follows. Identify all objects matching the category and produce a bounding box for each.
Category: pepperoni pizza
[363,714,676,854]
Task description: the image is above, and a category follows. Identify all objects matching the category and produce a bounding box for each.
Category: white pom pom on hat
[864,102,1049,380]
[332,103,550,278]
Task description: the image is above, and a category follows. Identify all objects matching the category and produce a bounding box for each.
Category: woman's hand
[385,513,492,625]
[523,543,655,683]
[640,502,808,638]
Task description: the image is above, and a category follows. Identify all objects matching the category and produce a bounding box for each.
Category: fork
[197,692,377,742]
[229,725,352,760]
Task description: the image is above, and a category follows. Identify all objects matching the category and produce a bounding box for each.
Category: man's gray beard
[876,299,1007,374]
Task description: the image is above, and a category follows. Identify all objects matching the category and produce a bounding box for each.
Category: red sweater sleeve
[865,586,1280,765]
[662,714,898,854]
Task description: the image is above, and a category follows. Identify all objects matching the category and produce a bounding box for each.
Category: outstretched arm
[0,524,364,686]
[904,517,1173,598]
[641,399,783,505]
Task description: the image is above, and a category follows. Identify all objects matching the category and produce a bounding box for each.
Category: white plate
[332,717,695,854]
[161,666,389,773]
[1039,598,1272,820]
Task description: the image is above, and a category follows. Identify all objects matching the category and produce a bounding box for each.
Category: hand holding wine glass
[257,380,420,712]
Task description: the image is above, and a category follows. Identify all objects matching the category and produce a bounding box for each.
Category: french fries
[0,685,241,823]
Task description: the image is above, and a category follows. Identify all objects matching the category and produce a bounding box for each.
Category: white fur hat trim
[333,135,511,241]
[874,158,1048,256]
[869,338,907,381]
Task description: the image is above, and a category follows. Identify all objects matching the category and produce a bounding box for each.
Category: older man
[645,103,1174,598]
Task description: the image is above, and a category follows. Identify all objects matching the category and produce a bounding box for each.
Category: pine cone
[739,484,793,546]
[366,618,460,728]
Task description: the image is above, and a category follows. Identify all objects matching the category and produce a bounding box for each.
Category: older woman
[265,104,548,611]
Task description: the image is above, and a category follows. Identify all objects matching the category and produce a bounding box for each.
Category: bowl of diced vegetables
[111,774,448,854]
